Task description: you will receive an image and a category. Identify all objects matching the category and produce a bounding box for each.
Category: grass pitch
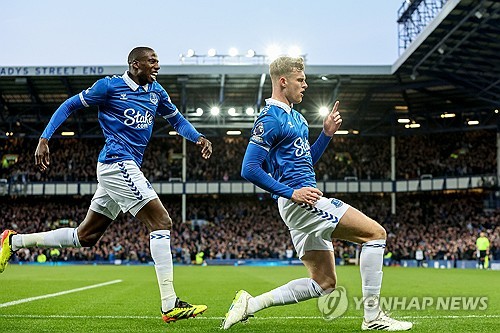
[0,265,498,332]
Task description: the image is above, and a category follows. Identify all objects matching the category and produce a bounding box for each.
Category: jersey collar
[265,98,292,114]
[122,71,149,92]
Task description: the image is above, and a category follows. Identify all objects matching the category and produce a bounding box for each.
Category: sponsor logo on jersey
[123,108,154,129]
[150,92,159,105]
[293,137,311,157]
[120,93,127,100]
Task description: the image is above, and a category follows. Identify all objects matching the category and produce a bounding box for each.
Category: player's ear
[280,76,287,87]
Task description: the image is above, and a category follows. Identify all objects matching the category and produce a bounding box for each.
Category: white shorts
[278,196,350,258]
[89,161,158,220]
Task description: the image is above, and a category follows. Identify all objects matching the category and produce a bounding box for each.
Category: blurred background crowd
[0,130,498,265]
[0,130,496,183]
[1,193,498,265]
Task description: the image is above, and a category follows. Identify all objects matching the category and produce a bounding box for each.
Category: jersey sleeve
[40,95,85,139]
[166,112,203,143]
[310,131,332,165]
[156,86,178,118]
[41,77,108,139]
[242,112,294,199]
[249,113,281,151]
[241,143,294,199]
[78,77,109,107]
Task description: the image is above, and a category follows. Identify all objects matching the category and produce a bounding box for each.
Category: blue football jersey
[79,71,178,166]
[249,99,316,190]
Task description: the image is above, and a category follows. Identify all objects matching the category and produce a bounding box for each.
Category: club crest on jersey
[330,199,343,208]
[123,108,154,129]
[150,93,159,105]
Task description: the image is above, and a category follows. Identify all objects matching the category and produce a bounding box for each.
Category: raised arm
[310,100,342,164]
[35,95,85,171]
[165,112,212,159]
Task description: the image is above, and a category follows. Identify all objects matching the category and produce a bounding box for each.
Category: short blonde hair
[269,56,305,81]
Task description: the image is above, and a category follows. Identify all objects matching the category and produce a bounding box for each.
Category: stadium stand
[0,130,496,183]
[1,193,498,266]
[0,0,499,270]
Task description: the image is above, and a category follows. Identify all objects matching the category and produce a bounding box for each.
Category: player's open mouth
[151,73,158,80]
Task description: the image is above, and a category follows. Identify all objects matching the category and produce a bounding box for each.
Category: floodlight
[266,44,281,61]
[228,48,239,57]
[208,48,217,57]
[210,106,220,116]
[287,46,302,58]
[319,106,329,116]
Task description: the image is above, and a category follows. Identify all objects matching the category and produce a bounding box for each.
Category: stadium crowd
[1,193,498,265]
[0,130,497,183]
[1,129,498,265]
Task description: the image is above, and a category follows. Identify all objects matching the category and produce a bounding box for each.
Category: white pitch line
[0,279,122,308]
[0,314,498,320]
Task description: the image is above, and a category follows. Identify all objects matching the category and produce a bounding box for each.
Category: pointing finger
[331,101,340,114]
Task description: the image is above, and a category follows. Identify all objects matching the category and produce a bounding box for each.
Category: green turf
[0,265,498,332]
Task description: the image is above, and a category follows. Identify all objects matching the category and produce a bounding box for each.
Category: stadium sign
[0,66,127,76]
[0,65,393,77]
